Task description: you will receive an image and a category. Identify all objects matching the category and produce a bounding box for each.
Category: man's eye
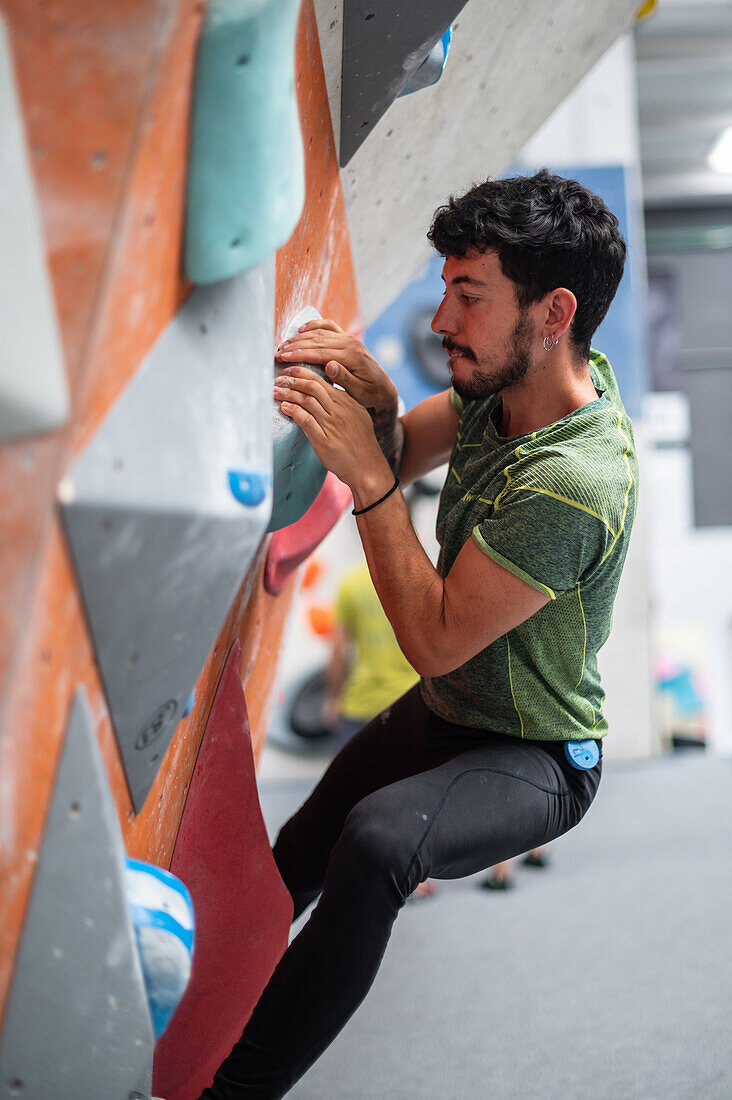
[460,294,478,303]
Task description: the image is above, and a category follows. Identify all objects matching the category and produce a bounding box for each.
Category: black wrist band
[352,476,400,516]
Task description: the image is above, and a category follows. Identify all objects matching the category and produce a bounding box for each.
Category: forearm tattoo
[369,406,404,475]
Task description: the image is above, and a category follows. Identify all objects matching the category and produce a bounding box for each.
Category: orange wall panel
[0,0,360,1030]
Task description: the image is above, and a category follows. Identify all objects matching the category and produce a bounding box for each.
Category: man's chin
[452,376,493,401]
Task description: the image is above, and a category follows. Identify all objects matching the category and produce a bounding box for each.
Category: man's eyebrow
[440,274,490,288]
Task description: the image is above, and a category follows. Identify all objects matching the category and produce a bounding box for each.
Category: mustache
[443,338,476,362]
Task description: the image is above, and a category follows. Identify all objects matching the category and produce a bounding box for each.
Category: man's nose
[431,298,455,335]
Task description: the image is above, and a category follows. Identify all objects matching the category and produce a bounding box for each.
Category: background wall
[644,220,732,754]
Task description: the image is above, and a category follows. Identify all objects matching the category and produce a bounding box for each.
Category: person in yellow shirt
[324,558,419,743]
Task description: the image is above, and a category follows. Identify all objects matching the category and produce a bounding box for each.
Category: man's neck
[498,356,599,438]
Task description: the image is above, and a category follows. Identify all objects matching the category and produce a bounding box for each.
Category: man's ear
[545,287,577,339]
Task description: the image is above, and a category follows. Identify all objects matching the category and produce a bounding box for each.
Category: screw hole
[91,151,107,169]
[8,1080,24,1095]
[237,54,250,66]
[69,802,81,819]
[230,238,241,248]
[365,12,375,19]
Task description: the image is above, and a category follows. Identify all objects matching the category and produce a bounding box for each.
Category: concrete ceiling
[636,0,732,206]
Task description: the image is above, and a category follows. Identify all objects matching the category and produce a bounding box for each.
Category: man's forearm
[352,472,446,677]
[369,405,405,476]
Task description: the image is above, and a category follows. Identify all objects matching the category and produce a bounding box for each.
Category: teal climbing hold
[268,398,328,532]
[185,0,304,284]
[268,307,328,533]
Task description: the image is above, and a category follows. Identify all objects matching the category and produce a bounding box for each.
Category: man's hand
[276,319,398,413]
[273,367,393,500]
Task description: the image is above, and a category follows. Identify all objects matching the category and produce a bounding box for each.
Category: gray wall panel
[339,1,467,166]
[60,260,275,812]
[0,691,155,1098]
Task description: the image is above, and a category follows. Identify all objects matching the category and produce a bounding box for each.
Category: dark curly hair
[427,170,626,361]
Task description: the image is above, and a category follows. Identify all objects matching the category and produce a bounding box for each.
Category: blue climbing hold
[125,858,195,1039]
[228,468,271,507]
[564,739,600,771]
[399,27,452,98]
[184,0,304,283]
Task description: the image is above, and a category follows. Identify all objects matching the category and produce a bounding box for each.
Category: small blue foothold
[564,739,600,770]
[228,468,271,507]
[399,26,453,98]
[183,690,196,718]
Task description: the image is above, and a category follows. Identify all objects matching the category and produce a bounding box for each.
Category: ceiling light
[707,127,732,174]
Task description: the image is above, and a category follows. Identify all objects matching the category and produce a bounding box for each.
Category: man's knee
[335,800,418,892]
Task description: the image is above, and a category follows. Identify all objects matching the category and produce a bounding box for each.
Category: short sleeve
[472,489,607,599]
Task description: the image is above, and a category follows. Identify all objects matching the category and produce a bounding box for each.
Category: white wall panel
[315,0,640,324]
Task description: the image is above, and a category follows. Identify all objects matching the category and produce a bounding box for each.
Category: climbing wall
[0,0,641,1094]
[0,1,357,1091]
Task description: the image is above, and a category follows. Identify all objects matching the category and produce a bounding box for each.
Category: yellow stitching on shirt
[506,635,525,739]
[494,443,524,509]
[599,410,634,564]
[575,581,587,692]
[504,485,617,535]
[576,583,597,731]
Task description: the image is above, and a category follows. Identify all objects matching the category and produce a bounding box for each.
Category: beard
[447,310,534,401]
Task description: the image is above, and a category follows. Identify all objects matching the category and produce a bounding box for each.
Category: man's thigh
[273,685,432,898]
[351,734,594,890]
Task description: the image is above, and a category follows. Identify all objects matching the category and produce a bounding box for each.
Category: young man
[200,170,637,1098]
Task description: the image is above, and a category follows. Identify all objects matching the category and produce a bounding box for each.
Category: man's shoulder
[502,405,636,533]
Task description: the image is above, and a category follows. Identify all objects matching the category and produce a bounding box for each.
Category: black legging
[200,685,601,1099]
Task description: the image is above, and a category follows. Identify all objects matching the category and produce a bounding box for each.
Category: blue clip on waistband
[564,739,600,770]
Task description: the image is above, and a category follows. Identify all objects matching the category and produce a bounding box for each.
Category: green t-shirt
[336,561,419,721]
[420,350,638,741]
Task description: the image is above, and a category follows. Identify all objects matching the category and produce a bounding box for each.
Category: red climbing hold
[264,470,352,596]
[152,642,293,1100]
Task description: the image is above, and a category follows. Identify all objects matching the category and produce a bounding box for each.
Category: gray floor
[258,751,732,1099]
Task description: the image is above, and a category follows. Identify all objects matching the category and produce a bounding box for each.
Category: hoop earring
[542,334,555,351]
